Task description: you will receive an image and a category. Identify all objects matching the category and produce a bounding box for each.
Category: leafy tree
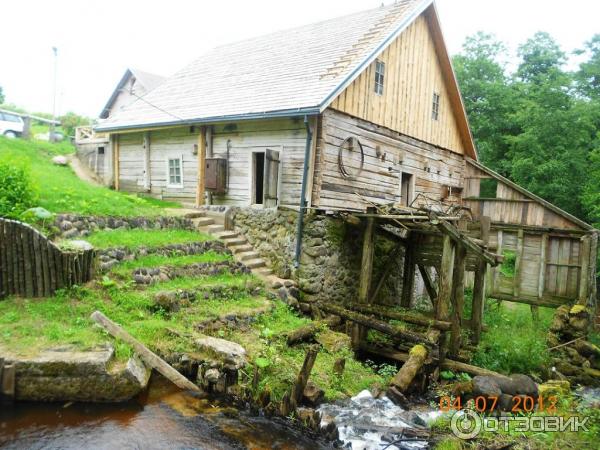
[575,34,600,100]
[0,85,4,104]
[453,33,518,175]
[59,112,90,138]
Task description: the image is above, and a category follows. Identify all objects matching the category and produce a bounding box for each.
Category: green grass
[226,302,389,402]
[108,252,232,278]
[472,299,553,375]
[84,228,212,250]
[0,136,179,216]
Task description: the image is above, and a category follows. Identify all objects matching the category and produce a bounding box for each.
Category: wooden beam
[449,244,466,357]
[538,233,548,299]
[578,235,592,305]
[418,264,437,305]
[353,216,375,348]
[514,229,524,298]
[428,211,498,266]
[90,311,201,392]
[196,126,207,207]
[370,241,404,303]
[471,217,490,346]
[436,235,454,322]
[290,345,319,408]
[317,302,433,346]
[113,134,120,191]
[347,303,452,331]
[400,239,416,308]
[286,316,341,345]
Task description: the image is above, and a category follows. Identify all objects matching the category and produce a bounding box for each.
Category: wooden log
[16,224,25,295]
[514,229,524,298]
[286,316,341,345]
[578,235,591,305]
[290,345,319,407]
[346,303,451,331]
[0,362,15,403]
[317,302,432,346]
[0,221,7,297]
[90,311,201,392]
[436,235,454,321]
[47,243,57,292]
[6,222,15,295]
[538,233,548,300]
[391,344,428,392]
[400,239,416,308]
[449,245,466,357]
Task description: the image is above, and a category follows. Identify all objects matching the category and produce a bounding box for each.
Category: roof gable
[96,0,474,155]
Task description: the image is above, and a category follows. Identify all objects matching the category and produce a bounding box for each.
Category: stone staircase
[185,210,286,288]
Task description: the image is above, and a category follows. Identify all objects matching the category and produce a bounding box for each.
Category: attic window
[374,60,385,95]
[432,92,440,121]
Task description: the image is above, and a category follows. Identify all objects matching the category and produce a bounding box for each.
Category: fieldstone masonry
[232,208,406,304]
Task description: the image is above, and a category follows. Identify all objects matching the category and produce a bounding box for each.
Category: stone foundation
[2,345,151,402]
[54,214,193,239]
[232,208,406,304]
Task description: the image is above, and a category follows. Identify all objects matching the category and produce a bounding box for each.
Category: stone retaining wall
[232,208,406,304]
[54,214,193,239]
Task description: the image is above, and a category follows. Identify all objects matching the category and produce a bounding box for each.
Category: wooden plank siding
[115,117,308,207]
[312,109,464,211]
[329,14,466,156]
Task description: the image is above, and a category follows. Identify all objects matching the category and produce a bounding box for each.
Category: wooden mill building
[94,0,597,354]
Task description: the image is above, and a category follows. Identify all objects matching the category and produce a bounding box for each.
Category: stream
[0,376,329,450]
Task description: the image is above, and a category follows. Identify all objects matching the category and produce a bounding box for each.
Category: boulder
[52,155,68,166]
[303,381,325,406]
[195,336,247,369]
[316,330,351,353]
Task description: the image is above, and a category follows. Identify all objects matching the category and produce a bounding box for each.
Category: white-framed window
[432,92,441,121]
[374,60,385,95]
[167,156,183,188]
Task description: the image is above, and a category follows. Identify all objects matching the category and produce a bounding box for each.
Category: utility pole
[50,46,58,142]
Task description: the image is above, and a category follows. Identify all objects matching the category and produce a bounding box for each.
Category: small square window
[432,92,440,121]
[167,157,183,187]
[97,146,105,155]
[374,60,385,95]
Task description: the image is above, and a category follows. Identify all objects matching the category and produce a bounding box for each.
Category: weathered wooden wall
[463,159,597,307]
[115,118,309,206]
[312,109,464,211]
[329,14,465,155]
[0,219,95,299]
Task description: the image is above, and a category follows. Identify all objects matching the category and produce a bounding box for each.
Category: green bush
[0,159,38,218]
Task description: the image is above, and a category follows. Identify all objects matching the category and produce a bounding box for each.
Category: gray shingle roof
[97,0,431,131]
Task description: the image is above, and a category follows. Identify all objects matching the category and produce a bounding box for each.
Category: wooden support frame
[471,216,490,345]
[352,216,375,348]
[400,236,416,308]
[418,264,437,306]
[370,241,404,303]
[196,126,207,207]
[449,244,466,357]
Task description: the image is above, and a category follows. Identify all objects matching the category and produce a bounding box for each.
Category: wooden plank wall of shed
[312,109,464,211]
[329,14,466,155]
[116,118,308,206]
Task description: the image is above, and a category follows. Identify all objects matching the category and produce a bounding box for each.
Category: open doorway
[251,149,280,207]
[253,152,265,205]
[400,172,414,206]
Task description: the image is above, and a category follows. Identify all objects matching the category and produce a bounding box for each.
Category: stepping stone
[184,211,206,219]
[207,224,225,233]
[214,230,239,239]
[224,238,247,247]
[195,337,247,370]
[194,217,214,227]
[238,251,260,262]
[245,258,266,269]
[230,244,253,254]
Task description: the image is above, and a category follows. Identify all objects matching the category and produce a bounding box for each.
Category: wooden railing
[0,219,95,299]
[75,126,108,144]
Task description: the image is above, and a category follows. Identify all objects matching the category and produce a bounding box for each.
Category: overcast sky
[2,0,599,118]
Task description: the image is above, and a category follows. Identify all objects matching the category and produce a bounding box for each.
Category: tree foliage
[59,112,90,138]
[454,31,600,223]
[0,85,4,104]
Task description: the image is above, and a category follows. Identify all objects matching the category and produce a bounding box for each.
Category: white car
[0,112,24,138]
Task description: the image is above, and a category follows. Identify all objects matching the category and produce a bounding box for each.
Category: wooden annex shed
[93,0,597,333]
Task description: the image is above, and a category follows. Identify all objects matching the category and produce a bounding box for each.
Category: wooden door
[263,149,280,207]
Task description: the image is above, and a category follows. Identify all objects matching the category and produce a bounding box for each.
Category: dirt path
[67,155,103,186]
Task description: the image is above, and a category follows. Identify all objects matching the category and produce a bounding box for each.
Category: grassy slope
[0,136,178,216]
[84,229,212,249]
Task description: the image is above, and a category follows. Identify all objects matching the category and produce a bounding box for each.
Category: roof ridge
[319,0,416,80]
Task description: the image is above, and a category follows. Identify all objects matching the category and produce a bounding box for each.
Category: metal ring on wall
[338,136,364,180]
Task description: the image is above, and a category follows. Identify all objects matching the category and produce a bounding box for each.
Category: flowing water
[0,376,328,450]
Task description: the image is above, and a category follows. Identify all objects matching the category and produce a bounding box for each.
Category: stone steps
[207,224,225,233]
[184,211,207,219]
[244,258,266,269]
[224,237,248,247]
[230,244,253,254]
[193,217,215,227]
[214,230,239,239]
[238,251,260,262]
